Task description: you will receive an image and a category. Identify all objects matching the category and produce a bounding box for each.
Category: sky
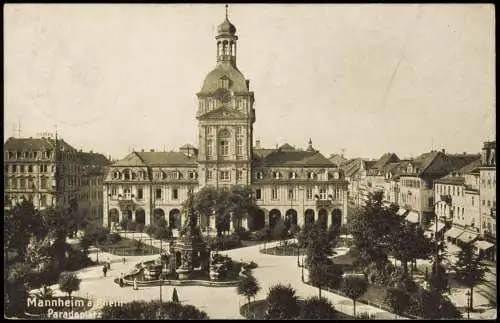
[4,4,495,160]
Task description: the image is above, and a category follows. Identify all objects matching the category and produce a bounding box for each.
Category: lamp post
[301,256,304,282]
[465,290,471,320]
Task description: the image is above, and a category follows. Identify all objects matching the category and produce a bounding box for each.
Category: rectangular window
[236,139,243,156]
[271,188,279,200]
[207,170,213,180]
[137,188,143,200]
[40,195,46,207]
[487,200,491,207]
[155,188,162,200]
[220,171,230,180]
[20,178,26,188]
[255,189,262,200]
[319,187,327,200]
[428,197,434,207]
[20,165,25,173]
[13,165,17,172]
[28,165,33,173]
[124,188,132,199]
[288,188,294,200]
[111,186,117,197]
[306,188,313,200]
[172,188,178,200]
[482,200,485,206]
[237,170,243,180]
[220,140,229,156]
[188,187,194,196]
[256,172,263,179]
[207,139,213,157]
[272,171,280,179]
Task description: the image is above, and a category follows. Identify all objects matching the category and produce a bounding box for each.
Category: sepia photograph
[4,3,496,320]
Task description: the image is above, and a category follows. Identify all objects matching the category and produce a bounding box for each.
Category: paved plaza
[34,233,496,320]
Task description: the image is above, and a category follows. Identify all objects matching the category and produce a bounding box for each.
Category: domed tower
[196,5,255,188]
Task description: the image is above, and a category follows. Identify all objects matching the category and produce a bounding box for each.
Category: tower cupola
[216,5,238,65]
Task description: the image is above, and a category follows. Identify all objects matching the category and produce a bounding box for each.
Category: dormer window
[256,171,263,180]
[272,171,281,179]
[123,170,131,180]
[333,172,339,180]
[113,171,120,179]
[173,171,180,180]
[289,172,296,179]
[308,172,316,180]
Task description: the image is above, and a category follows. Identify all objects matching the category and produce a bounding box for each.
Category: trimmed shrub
[233,227,251,240]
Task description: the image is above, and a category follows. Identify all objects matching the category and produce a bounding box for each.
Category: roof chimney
[150,149,155,152]
[255,140,261,149]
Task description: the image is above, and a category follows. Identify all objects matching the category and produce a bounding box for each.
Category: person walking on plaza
[119,273,124,287]
[103,265,108,277]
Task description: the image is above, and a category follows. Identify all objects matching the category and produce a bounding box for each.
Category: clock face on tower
[214,88,231,103]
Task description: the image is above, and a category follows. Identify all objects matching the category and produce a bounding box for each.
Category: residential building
[77,151,111,225]
[102,13,349,233]
[4,135,81,210]
[398,150,479,226]
[479,141,496,238]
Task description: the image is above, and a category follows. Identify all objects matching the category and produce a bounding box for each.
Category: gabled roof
[253,148,334,167]
[279,143,295,151]
[180,144,197,150]
[4,137,77,152]
[373,153,400,170]
[404,151,480,177]
[77,152,111,166]
[435,158,482,185]
[112,152,147,167]
[137,152,198,166]
[329,154,349,166]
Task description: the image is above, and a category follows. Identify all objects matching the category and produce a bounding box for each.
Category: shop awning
[427,222,445,233]
[456,231,479,244]
[473,240,495,251]
[444,227,463,239]
[397,208,408,216]
[405,211,419,224]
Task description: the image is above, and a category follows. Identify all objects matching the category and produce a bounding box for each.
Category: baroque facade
[102,13,349,232]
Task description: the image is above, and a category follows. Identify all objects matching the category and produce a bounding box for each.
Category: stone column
[145,209,151,226]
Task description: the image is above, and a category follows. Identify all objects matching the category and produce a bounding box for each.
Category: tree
[237,275,260,314]
[58,272,81,299]
[265,283,300,319]
[100,300,209,320]
[25,236,52,272]
[5,201,46,259]
[384,287,410,319]
[349,191,401,266]
[429,261,448,295]
[227,185,255,230]
[340,275,368,317]
[453,243,488,311]
[172,288,179,303]
[34,285,55,301]
[415,287,462,319]
[299,296,338,320]
[308,259,343,299]
[271,218,287,243]
[305,222,335,267]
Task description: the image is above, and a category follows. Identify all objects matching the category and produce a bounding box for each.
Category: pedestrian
[119,273,124,288]
[107,261,111,270]
[123,257,126,264]
[103,265,108,277]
